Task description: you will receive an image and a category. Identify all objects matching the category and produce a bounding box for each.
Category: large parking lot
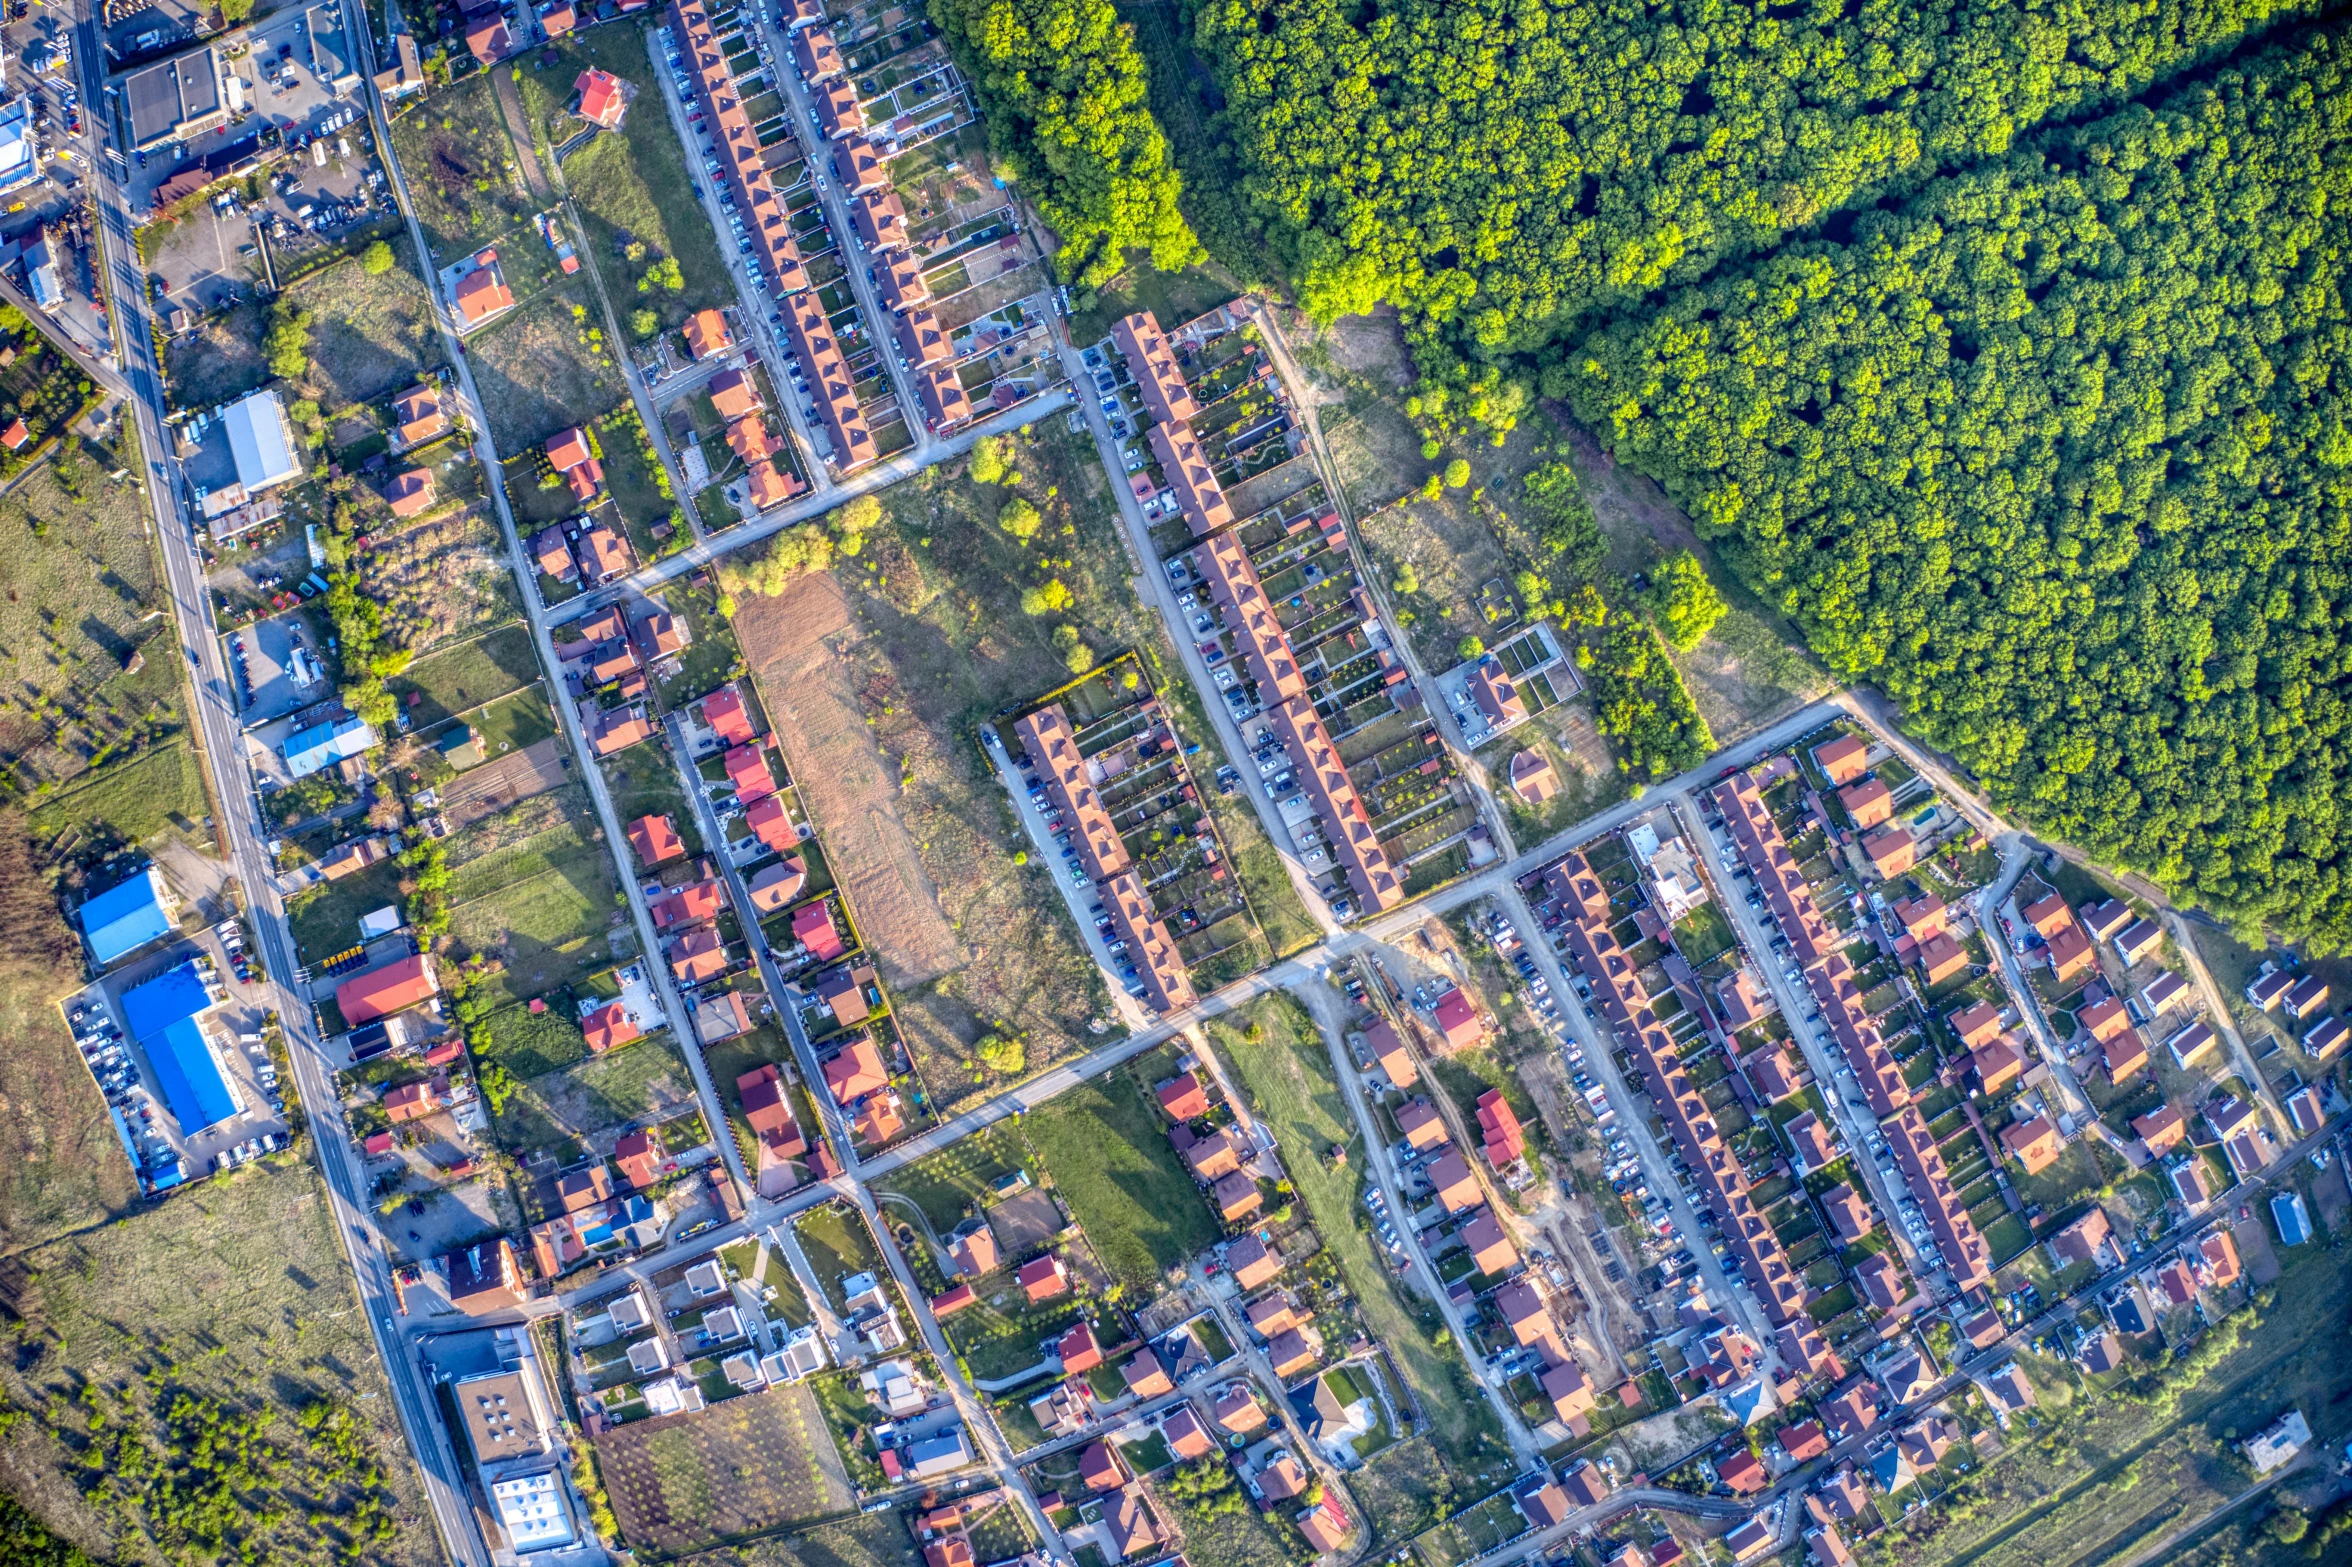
[67,919,293,1190]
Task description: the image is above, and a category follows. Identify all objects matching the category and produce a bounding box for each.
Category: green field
[0,1159,437,1565]
[467,289,627,453]
[517,28,734,332]
[388,623,542,727]
[476,997,592,1078]
[795,1203,886,1309]
[446,811,605,906]
[419,685,558,772]
[872,1127,1028,1234]
[1021,1058,1221,1292]
[1211,995,1515,1482]
[495,1034,697,1156]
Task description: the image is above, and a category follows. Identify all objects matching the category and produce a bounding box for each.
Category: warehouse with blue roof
[120,959,241,1135]
[77,865,178,968]
[284,713,378,779]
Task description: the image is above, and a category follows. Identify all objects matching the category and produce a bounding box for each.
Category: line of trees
[1556,29,2352,947]
[1187,0,2320,359]
[934,0,1202,289]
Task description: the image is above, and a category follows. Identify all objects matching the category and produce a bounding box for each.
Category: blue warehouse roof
[284,713,377,778]
[77,865,174,966]
[119,959,237,1135]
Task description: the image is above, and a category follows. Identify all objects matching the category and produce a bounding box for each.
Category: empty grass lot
[389,76,539,257]
[421,686,559,771]
[287,854,409,963]
[388,623,542,727]
[1208,994,1514,1483]
[0,459,187,792]
[495,1033,697,1157]
[443,845,625,1011]
[26,737,208,847]
[281,238,440,408]
[468,289,628,454]
[1021,1059,1219,1293]
[0,1158,436,1566]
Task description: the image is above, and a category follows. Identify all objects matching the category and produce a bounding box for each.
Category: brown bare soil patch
[733,573,963,989]
[441,735,571,826]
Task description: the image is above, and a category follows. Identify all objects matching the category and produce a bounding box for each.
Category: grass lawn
[495,1034,698,1156]
[656,577,745,715]
[389,623,543,727]
[2013,1138,2111,1217]
[444,843,625,1011]
[795,1204,885,1308]
[1209,995,1515,1482]
[283,237,441,408]
[476,997,591,1078]
[518,29,734,330]
[467,288,627,453]
[0,1159,439,1567]
[1021,1064,1221,1294]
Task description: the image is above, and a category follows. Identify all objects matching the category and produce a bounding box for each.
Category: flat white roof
[490,1472,576,1553]
[0,101,39,195]
[224,389,302,493]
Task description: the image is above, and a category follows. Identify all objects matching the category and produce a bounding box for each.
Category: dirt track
[733,573,963,988]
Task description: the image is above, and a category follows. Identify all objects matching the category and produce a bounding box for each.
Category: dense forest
[1186,0,2322,355]
[1560,31,2352,946]
[933,0,1202,288]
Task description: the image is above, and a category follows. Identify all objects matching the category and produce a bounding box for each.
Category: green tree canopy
[1643,550,1726,651]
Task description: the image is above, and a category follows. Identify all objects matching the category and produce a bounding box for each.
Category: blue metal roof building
[284,713,377,778]
[77,865,174,967]
[2273,1190,2312,1247]
[120,960,239,1134]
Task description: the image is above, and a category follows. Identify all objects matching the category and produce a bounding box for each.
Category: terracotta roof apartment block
[1709,774,1836,964]
[1884,1104,1992,1293]
[1013,702,1131,881]
[877,252,931,312]
[1195,531,1307,704]
[1104,870,1197,1014]
[1950,1000,2003,1049]
[1265,695,1403,912]
[1916,931,1968,984]
[831,133,887,193]
[1149,421,1234,536]
[791,24,842,80]
[916,365,972,431]
[853,187,910,251]
[1111,311,1203,429]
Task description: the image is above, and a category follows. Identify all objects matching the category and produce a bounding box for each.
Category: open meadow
[0,1159,435,1567]
[1019,1056,1219,1294]
[467,289,627,454]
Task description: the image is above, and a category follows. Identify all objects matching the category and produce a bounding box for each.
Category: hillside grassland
[0,1159,435,1567]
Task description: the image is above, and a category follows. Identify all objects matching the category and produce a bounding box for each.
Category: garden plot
[593,1380,853,1557]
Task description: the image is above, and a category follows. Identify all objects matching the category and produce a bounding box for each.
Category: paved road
[77,1,492,1553]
